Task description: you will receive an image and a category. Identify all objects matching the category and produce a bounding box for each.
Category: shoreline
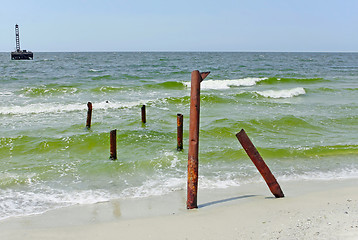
[1,178,358,239]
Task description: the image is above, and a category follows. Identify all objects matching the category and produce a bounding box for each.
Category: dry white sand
[1,179,358,240]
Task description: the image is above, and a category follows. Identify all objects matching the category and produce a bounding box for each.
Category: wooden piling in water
[110,129,117,160]
[141,105,146,124]
[177,114,184,151]
[187,70,210,209]
[86,102,92,129]
[236,129,284,198]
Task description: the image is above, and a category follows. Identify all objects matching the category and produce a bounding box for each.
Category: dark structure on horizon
[11,24,33,60]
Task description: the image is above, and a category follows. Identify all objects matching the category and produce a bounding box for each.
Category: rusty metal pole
[141,105,146,124]
[187,70,210,209]
[236,129,284,198]
[177,114,184,151]
[86,102,92,129]
[110,129,117,160]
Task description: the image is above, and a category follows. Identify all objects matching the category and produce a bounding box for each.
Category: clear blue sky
[1,0,357,52]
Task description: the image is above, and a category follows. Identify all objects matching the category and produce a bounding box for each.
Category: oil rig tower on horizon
[11,24,33,60]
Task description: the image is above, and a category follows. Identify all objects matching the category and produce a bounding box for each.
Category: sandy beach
[1,178,358,240]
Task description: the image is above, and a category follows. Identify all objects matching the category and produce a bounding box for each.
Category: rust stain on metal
[187,156,199,209]
[200,71,210,81]
[236,129,284,198]
[177,113,184,151]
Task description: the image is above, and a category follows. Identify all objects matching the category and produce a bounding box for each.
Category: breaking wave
[0,100,149,115]
[183,77,268,89]
[256,87,306,98]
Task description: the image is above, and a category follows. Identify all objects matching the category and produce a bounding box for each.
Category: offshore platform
[11,24,33,60]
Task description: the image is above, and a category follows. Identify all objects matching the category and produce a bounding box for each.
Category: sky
[0,0,357,52]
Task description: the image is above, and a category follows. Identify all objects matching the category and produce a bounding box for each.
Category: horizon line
[1,50,358,53]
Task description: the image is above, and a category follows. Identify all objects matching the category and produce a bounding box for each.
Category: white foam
[0,187,112,220]
[121,177,185,199]
[199,177,241,189]
[0,91,14,96]
[256,87,306,98]
[0,175,185,220]
[279,167,358,182]
[183,78,268,90]
[0,100,149,115]
[21,87,78,95]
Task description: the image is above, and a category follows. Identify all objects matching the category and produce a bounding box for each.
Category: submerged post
[86,102,92,129]
[177,114,184,151]
[236,129,284,198]
[110,129,117,160]
[187,70,210,209]
[141,105,146,124]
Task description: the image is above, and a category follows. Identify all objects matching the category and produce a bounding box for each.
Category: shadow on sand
[198,195,257,208]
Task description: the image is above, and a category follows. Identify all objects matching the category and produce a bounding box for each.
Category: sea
[0,52,357,220]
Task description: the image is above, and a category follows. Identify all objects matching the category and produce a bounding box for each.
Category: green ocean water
[0,52,357,219]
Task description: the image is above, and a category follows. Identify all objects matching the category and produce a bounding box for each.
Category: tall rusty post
[86,102,92,129]
[236,129,284,198]
[141,105,146,124]
[110,129,117,160]
[177,114,184,151]
[187,70,210,209]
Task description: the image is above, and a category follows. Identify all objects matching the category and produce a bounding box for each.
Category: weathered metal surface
[86,102,92,129]
[187,70,210,209]
[200,72,210,81]
[141,105,146,124]
[236,129,284,198]
[187,155,199,209]
[177,114,184,151]
[110,129,117,160]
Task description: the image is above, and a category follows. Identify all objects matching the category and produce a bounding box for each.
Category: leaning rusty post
[110,129,117,160]
[86,102,92,129]
[236,129,284,198]
[187,70,210,209]
[177,114,184,151]
[141,105,146,124]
